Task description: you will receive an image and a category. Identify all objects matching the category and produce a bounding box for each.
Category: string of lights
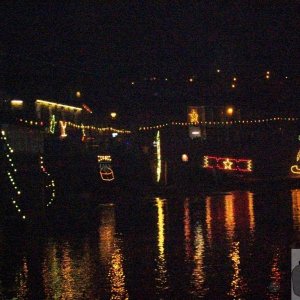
[67,122,131,134]
[16,116,298,135]
[139,117,298,131]
[129,69,293,89]
[19,118,44,127]
[1,130,26,220]
[17,118,131,135]
[39,156,56,207]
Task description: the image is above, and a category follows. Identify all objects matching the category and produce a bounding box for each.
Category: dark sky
[0,2,299,117]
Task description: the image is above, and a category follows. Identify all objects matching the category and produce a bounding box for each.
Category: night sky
[0,2,299,120]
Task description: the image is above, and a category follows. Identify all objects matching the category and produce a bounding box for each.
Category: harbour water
[0,188,298,299]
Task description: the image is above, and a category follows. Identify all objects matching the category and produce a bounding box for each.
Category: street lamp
[226,107,234,116]
[110,112,117,119]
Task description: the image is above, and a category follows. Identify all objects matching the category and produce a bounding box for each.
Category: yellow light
[203,156,209,168]
[189,78,194,82]
[59,121,68,138]
[76,91,81,98]
[35,100,82,111]
[233,77,237,81]
[226,107,234,116]
[11,100,24,108]
[188,109,199,124]
[111,112,117,119]
[223,158,233,170]
[182,154,189,162]
[231,84,236,88]
[98,155,112,162]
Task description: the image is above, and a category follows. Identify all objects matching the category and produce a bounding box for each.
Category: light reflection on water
[0,189,297,298]
[292,189,300,231]
[100,206,129,300]
[224,193,248,298]
[15,257,28,300]
[155,197,169,292]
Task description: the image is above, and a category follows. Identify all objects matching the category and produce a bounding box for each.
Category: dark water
[0,188,299,299]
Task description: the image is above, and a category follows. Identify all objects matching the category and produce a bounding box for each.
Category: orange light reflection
[184,198,192,261]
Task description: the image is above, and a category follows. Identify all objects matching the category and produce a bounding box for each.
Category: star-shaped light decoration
[189,109,199,124]
[223,158,233,170]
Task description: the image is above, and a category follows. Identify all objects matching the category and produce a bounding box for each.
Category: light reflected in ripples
[98,206,128,300]
[224,193,248,298]
[43,241,94,300]
[99,206,116,264]
[42,244,62,299]
[109,247,128,300]
[183,197,192,261]
[61,245,74,298]
[205,196,212,246]
[247,192,255,235]
[190,224,207,297]
[15,257,28,300]
[267,248,281,300]
[224,194,235,241]
[155,197,169,291]
[227,241,248,298]
[292,189,300,230]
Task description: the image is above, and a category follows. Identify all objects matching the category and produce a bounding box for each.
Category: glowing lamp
[182,154,189,162]
[11,100,24,109]
[76,91,81,98]
[111,112,117,119]
[226,107,234,116]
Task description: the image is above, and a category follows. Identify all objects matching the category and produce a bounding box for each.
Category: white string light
[1,130,26,220]
[39,156,56,207]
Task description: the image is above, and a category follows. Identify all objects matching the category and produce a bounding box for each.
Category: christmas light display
[67,122,131,134]
[0,130,26,220]
[138,117,298,131]
[98,155,112,162]
[49,115,56,134]
[36,99,82,112]
[39,156,56,207]
[18,118,44,127]
[98,155,115,181]
[291,150,300,175]
[82,103,93,113]
[188,109,199,124]
[156,131,161,182]
[203,155,253,172]
[11,99,24,109]
[59,121,68,138]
